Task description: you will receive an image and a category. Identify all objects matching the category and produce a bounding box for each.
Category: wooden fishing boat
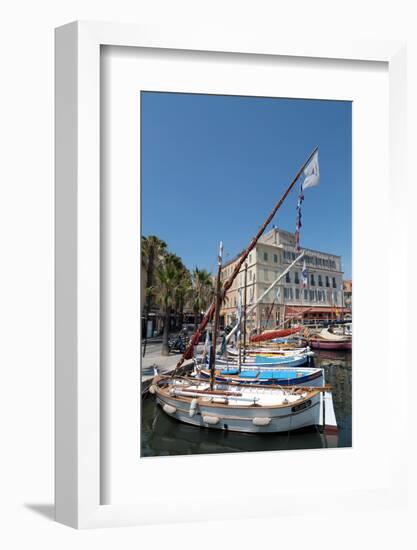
[309,328,352,350]
[151,377,323,433]
[250,326,301,343]
[226,345,311,357]
[197,365,324,387]
[310,339,351,350]
[215,353,310,369]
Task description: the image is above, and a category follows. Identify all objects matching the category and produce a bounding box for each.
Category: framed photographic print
[55,21,407,528]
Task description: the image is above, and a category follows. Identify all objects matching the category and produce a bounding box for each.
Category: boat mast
[210,242,223,390]
[173,147,318,373]
[238,318,242,374]
[243,263,248,363]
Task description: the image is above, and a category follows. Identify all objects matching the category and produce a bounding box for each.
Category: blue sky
[141,92,352,278]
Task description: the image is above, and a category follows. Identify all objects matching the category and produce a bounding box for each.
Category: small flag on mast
[301,260,308,288]
[295,149,320,250]
[303,150,320,190]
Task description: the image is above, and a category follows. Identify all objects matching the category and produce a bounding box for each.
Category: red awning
[285,306,350,317]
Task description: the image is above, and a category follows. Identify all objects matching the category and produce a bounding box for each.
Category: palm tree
[175,269,193,330]
[190,268,214,330]
[141,235,167,354]
[161,252,192,331]
[153,254,185,356]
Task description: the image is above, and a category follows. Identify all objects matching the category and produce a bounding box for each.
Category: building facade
[220,228,348,332]
[343,279,352,318]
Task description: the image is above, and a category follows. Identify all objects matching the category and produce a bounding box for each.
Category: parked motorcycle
[168,334,188,354]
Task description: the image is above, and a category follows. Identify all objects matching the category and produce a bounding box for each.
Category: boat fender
[148,384,156,394]
[163,404,177,414]
[189,398,198,417]
[252,417,271,426]
[202,415,220,425]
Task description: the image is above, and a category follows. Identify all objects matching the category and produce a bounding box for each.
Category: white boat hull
[155,383,321,434]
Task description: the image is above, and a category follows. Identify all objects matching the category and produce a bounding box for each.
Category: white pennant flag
[301,260,308,288]
[303,150,320,190]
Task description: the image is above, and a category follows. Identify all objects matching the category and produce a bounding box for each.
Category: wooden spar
[158,375,333,394]
[210,242,224,390]
[223,147,318,297]
[243,263,248,363]
[181,388,243,397]
[173,147,318,373]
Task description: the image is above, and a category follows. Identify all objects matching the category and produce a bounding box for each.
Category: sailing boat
[308,328,352,350]
[250,326,301,343]
[195,363,324,387]
[153,147,335,434]
[152,376,323,433]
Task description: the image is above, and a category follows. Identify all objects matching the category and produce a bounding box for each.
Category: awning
[285,306,350,318]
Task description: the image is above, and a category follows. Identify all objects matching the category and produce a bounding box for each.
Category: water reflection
[141,350,352,457]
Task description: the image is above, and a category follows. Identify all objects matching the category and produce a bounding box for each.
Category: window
[309,290,315,301]
[294,271,300,284]
[263,252,268,262]
[295,288,300,300]
[304,289,308,300]
[285,272,291,283]
[249,254,252,263]
[318,274,323,287]
[310,274,315,286]
[325,276,330,287]
[291,252,296,260]
[264,269,269,281]
[332,277,337,288]
[284,287,293,300]
[273,254,278,263]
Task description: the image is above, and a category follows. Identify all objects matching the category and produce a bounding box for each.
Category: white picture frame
[55,21,407,529]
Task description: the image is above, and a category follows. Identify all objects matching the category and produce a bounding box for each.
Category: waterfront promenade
[141,339,202,391]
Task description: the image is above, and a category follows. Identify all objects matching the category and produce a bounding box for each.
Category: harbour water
[141,349,352,457]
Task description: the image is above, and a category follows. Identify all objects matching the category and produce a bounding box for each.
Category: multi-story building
[343,279,352,318]
[220,228,348,332]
